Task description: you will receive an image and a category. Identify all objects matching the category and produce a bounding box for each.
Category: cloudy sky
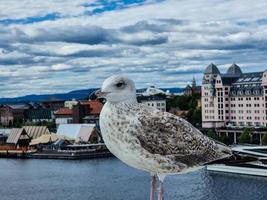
[0,0,267,97]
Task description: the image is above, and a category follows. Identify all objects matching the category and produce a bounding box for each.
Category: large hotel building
[202,63,267,129]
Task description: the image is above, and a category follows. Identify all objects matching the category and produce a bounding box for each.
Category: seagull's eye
[116,82,125,88]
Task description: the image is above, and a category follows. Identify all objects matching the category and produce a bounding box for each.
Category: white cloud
[0,0,267,97]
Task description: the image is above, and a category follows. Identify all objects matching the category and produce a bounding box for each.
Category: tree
[219,134,230,145]
[207,129,218,140]
[262,133,267,145]
[238,128,252,144]
[191,108,202,127]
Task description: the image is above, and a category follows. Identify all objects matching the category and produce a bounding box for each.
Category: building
[137,95,166,112]
[42,100,65,111]
[23,126,50,139]
[142,86,167,96]
[6,128,31,147]
[184,77,201,96]
[64,99,78,109]
[0,104,30,126]
[72,100,103,124]
[57,124,101,143]
[25,109,53,122]
[54,108,73,127]
[202,63,267,129]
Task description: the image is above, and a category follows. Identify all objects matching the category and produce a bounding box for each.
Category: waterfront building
[202,63,267,129]
[6,128,31,147]
[57,124,100,143]
[23,126,50,139]
[54,108,73,127]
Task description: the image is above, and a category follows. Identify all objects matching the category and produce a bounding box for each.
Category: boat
[207,145,267,177]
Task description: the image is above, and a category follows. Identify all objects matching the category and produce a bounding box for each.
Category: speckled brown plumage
[100,101,232,173]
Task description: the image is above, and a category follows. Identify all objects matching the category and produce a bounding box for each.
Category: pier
[0,144,113,160]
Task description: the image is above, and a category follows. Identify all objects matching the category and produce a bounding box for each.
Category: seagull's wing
[135,106,232,166]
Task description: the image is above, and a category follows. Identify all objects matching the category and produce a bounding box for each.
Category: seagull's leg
[150,173,157,200]
[158,180,164,200]
[157,174,166,200]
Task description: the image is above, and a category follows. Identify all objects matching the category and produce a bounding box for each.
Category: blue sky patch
[84,0,163,15]
[0,13,60,25]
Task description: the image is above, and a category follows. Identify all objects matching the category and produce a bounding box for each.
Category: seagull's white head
[98,75,137,104]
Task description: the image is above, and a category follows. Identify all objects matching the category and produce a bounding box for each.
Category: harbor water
[0,158,266,200]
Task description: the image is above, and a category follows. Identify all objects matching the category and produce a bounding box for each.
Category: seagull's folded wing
[135,107,232,166]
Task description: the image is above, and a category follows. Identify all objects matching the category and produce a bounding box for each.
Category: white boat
[207,145,267,177]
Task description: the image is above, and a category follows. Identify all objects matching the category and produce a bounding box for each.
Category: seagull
[97,75,232,200]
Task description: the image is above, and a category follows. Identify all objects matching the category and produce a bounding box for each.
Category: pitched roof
[227,63,242,75]
[6,128,30,144]
[7,104,31,110]
[80,101,103,115]
[204,63,220,74]
[57,124,96,142]
[54,107,73,116]
[23,126,50,139]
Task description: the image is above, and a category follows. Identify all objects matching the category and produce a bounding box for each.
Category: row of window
[229,96,263,101]
[204,110,215,114]
[230,103,262,107]
[230,122,264,126]
[147,103,165,107]
[232,90,261,95]
[230,110,264,114]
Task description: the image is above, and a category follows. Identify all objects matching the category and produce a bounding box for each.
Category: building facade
[184,77,201,96]
[202,63,267,129]
[137,95,166,112]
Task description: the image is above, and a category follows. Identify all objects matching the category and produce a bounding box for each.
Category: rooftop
[80,100,103,115]
[227,63,242,75]
[54,107,73,116]
[204,63,220,74]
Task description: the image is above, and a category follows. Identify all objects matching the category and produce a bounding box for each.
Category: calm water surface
[0,158,266,200]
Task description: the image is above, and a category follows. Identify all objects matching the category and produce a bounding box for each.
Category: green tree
[191,108,202,126]
[262,133,267,145]
[238,128,252,144]
[207,129,218,140]
[219,134,231,145]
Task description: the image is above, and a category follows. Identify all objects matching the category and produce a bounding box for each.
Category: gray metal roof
[6,128,30,144]
[227,64,242,75]
[8,104,30,110]
[234,72,263,84]
[23,126,50,139]
[204,63,220,74]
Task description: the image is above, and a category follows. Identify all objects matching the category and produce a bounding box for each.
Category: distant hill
[0,87,184,104]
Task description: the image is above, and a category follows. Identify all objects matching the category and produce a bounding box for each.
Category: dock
[0,143,114,160]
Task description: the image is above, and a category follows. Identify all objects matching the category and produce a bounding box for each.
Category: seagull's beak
[95,89,110,98]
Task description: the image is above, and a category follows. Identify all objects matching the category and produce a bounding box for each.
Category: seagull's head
[97,75,137,103]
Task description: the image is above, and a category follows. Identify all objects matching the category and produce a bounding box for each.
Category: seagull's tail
[205,152,258,165]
